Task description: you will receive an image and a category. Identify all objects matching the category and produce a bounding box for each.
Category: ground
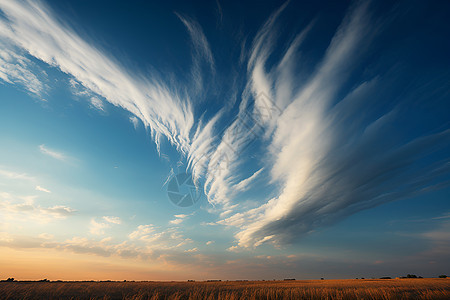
[0,278,449,299]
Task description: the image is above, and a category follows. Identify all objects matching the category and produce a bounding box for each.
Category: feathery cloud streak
[224,1,450,247]
[0,0,449,250]
[39,144,68,161]
[0,0,196,154]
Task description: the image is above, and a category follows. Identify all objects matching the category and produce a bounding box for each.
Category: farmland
[0,278,449,299]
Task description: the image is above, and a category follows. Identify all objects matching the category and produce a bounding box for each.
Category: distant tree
[320,278,324,280]
[439,275,447,278]
[379,277,391,279]
[6,278,14,282]
[406,274,418,278]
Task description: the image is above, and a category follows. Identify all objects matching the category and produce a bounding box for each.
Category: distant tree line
[1,274,448,283]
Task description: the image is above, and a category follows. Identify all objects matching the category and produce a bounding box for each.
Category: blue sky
[0,0,449,280]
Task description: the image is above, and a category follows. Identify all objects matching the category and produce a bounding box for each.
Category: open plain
[0,278,449,299]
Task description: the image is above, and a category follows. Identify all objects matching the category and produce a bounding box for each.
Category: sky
[0,0,449,281]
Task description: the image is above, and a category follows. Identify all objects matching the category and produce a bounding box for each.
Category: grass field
[0,278,449,299]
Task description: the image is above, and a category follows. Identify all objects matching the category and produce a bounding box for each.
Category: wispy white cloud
[102,216,122,225]
[176,13,214,69]
[90,216,121,235]
[90,218,111,235]
[227,245,240,252]
[199,113,268,207]
[176,12,215,93]
[0,168,78,222]
[129,224,192,250]
[0,43,46,96]
[169,213,191,225]
[69,78,90,97]
[0,191,75,223]
[38,233,54,240]
[229,1,375,247]
[432,212,450,220]
[128,224,155,240]
[0,168,34,181]
[0,0,197,155]
[52,236,150,259]
[215,0,223,25]
[169,218,184,225]
[204,1,450,249]
[234,168,263,192]
[174,214,188,219]
[421,221,450,243]
[0,0,222,207]
[0,232,208,270]
[90,96,104,111]
[184,247,198,253]
[39,144,67,161]
[35,185,51,193]
[43,205,75,218]
[129,116,139,129]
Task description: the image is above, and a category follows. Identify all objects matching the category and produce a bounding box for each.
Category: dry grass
[0,278,449,299]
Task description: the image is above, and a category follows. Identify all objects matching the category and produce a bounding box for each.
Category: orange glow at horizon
[0,247,194,281]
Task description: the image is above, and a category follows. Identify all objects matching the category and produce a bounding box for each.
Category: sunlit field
[0,278,449,299]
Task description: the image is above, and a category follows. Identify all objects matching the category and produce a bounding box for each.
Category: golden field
[0,278,449,299]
